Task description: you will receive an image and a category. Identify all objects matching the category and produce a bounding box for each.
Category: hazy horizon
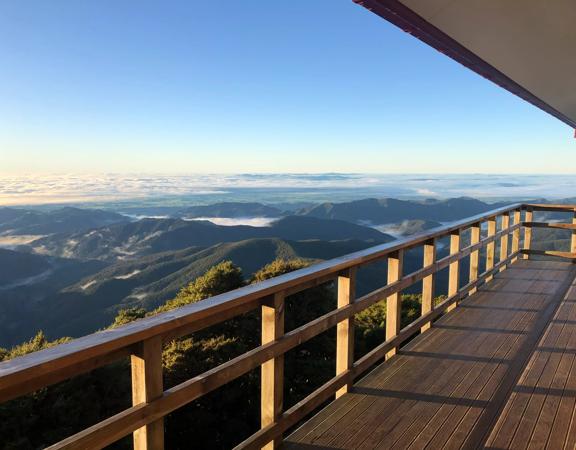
[2,172,576,208]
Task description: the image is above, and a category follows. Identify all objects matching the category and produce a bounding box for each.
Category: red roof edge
[354,0,576,129]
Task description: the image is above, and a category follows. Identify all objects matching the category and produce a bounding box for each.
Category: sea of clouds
[1,173,575,207]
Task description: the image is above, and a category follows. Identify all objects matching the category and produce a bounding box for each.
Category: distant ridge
[298,197,511,224]
[29,215,393,261]
[0,207,127,236]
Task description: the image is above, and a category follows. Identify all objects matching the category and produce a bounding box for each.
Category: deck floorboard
[284,260,576,450]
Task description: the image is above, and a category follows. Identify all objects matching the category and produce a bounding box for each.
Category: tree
[110,307,146,328]
[155,260,244,314]
[0,331,71,362]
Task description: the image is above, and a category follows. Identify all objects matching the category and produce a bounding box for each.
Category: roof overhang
[354,0,576,129]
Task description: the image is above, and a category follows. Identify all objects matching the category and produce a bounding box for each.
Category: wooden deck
[285,260,576,449]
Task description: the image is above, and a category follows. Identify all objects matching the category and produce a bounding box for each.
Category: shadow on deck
[285,260,576,449]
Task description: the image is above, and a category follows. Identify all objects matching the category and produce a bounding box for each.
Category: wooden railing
[521,204,576,260]
[1,202,575,449]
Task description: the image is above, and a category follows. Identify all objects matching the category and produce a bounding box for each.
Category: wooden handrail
[523,203,576,212]
[8,201,576,450]
[521,249,576,260]
[523,221,576,230]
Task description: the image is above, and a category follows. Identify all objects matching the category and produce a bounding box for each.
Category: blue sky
[1,0,573,174]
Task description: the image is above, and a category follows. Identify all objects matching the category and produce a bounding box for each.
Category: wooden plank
[465,263,576,449]
[336,268,356,398]
[131,336,164,450]
[283,260,576,450]
[522,249,576,260]
[487,286,576,449]
[306,281,512,449]
[404,288,539,450]
[486,217,497,281]
[386,250,404,359]
[408,266,568,448]
[499,213,510,267]
[357,277,534,450]
[285,281,510,446]
[522,221,576,230]
[431,263,573,450]
[284,264,515,447]
[526,319,576,449]
[523,204,576,212]
[469,222,481,295]
[523,207,533,260]
[447,230,460,312]
[572,211,576,255]
[261,292,285,450]
[546,283,576,449]
[512,209,521,263]
[421,238,436,332]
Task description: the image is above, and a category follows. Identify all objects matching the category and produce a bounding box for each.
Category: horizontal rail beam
[524,204,576,212]
[522,221,576,230]
[521,249,576,260]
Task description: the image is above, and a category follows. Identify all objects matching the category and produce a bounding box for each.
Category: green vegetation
[0,331,71,361]
[0,258,440,449]
[155,260,244,313]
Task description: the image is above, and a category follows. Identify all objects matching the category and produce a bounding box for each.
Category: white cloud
[0,173,574,207]
[185,217,277,227]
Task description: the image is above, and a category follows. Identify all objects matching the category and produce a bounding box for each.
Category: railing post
[261,291,285,450]
[336,267,356,398]
[469,223,481,295]
[486,217,497,281]
[571,209,576,258]
[386,249,403,359]
[421,238,436,332]
[131,336,164,450]
[447,229,461,312]
[523,206,533,259]
[499,213,510,272]
[511,208,521,263]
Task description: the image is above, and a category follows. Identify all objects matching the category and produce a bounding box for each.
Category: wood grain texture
[131,336,164,450]
[512,209,521,263]
[285,260,576,450]
[572,211,576,255]
[486,217,497,281]
[523,207,533,260]
[447,229,461,312]
[336,268,356,398]
[421,238,436,332]
[469,222,481,295]
[499,213,510,272]
[261,292,285,450]
[386,250,404,359]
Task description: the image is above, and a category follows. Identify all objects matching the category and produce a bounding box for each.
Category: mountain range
[1,196,568,348]
[297,197,511,223]
[0,207,127,236]
[28,215,391,261]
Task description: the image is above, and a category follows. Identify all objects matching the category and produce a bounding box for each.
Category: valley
[0,196,568,347]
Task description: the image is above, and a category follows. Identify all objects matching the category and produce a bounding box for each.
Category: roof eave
[354,0,576,130]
